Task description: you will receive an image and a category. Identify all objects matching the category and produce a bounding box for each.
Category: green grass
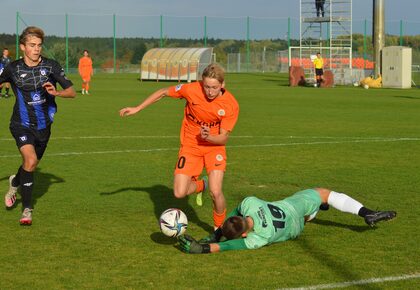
[0,73,419,289]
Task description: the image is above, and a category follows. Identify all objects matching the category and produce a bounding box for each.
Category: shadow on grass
[100,184,213,235]
[295,236,382,290]
[1,167,65,209]
[393,95,420,100]
[310,218,372,233]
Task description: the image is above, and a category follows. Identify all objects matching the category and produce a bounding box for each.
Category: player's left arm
[200,126,230,145]
[48,63,76,98]
[201,105,239,144]
[43,82,75,98]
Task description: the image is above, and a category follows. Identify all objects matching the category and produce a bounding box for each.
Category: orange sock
[194,180,205,193]
[213,209,226,228]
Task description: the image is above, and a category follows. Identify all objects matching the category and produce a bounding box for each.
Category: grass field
[1,73,419,289]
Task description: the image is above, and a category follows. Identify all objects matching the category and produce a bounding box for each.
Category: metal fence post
[113,14,116,73]
[246,16,250,72]
[204,16,207,47]
[16,12,19,60]
[160,15,163,48]
[65,13,69,73]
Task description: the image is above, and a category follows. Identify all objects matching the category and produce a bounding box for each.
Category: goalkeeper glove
[198,227,223,244]
[178,235,211,254]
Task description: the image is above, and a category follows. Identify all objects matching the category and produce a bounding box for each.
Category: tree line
[0,33,419,69]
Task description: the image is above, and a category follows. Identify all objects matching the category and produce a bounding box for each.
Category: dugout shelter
[140,47,213,82]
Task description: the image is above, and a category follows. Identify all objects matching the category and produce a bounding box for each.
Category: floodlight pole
[372,0,385,77]
[399,20,403,46]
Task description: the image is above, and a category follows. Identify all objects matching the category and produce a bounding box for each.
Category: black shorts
[9,124,52,160]
[315,68,324,76]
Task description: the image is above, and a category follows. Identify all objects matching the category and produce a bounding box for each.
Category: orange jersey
[78,56,93,76]
[167,81,239,148]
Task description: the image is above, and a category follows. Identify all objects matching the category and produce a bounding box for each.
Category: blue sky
[1,0,419,39]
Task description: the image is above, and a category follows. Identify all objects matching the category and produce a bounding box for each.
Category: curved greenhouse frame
[140,47,213,82]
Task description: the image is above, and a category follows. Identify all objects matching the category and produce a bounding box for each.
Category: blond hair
[202,63,225,83]
[19,26,45,45]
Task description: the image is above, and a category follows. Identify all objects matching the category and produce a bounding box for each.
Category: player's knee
[315,188,330,203]
[173,188,187,199]
[209,189,223,200]
[23,158,38,172]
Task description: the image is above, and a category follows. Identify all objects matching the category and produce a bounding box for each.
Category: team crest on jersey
[32,93,41,101]
[216,154,224,162]
[40,69,47,76]
[175,84,183,92]
[217,109,225,116]
[19,135,28,142]
[20,73,27,78]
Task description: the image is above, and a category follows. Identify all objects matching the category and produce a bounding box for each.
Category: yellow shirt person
[313,53,324,87]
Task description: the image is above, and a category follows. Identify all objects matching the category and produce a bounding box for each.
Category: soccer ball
[313,83,317,87]
[159,208,188,237]
[364,84,369,89]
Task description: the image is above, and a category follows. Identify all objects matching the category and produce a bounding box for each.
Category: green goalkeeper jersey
[218,189,321,251]
[240,196,304,249]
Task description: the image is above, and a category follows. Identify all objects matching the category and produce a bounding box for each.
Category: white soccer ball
[353,82,359,87]
[363,84,369,89]
[313,83,317,87]
[159,208,188,237]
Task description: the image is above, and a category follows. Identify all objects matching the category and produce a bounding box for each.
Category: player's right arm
[179,235,249,254]
[119,87,170,117]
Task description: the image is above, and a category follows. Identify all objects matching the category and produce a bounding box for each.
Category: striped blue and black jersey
[0,55,11,73]
[0,57,73,130]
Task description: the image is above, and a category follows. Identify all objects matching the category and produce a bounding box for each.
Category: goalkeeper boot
[364,211,396,227]
[5,175,18,208]
[196,176,208,207]
[20,208,33,225]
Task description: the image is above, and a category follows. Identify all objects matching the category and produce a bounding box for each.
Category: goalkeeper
[179,187,396,254]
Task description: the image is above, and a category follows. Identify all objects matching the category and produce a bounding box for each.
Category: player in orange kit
[119,64,239,229]
[78,49,93,94]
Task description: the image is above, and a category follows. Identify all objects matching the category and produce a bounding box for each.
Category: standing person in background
[78,49,93,95]
[0,48,12,98]
[1,26,76,225]
[119,64,239,229]
[313,52,324,88]
[315,0,325,17]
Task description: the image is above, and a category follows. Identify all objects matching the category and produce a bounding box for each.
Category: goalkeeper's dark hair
[221,216,247,240]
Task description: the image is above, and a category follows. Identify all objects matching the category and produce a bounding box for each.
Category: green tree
[130,42,147,64]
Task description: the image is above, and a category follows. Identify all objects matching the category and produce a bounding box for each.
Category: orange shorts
[81,74,91,82]
[174,145,227,178]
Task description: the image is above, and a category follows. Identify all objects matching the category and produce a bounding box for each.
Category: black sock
[358,206,375,217]
[5,88,9,94]
[12,166,23,187]
[20,168,34,209]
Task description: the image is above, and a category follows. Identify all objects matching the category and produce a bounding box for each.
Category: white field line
[279,272,420,290]
[0,137,419,159]
[0,135,418,141]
